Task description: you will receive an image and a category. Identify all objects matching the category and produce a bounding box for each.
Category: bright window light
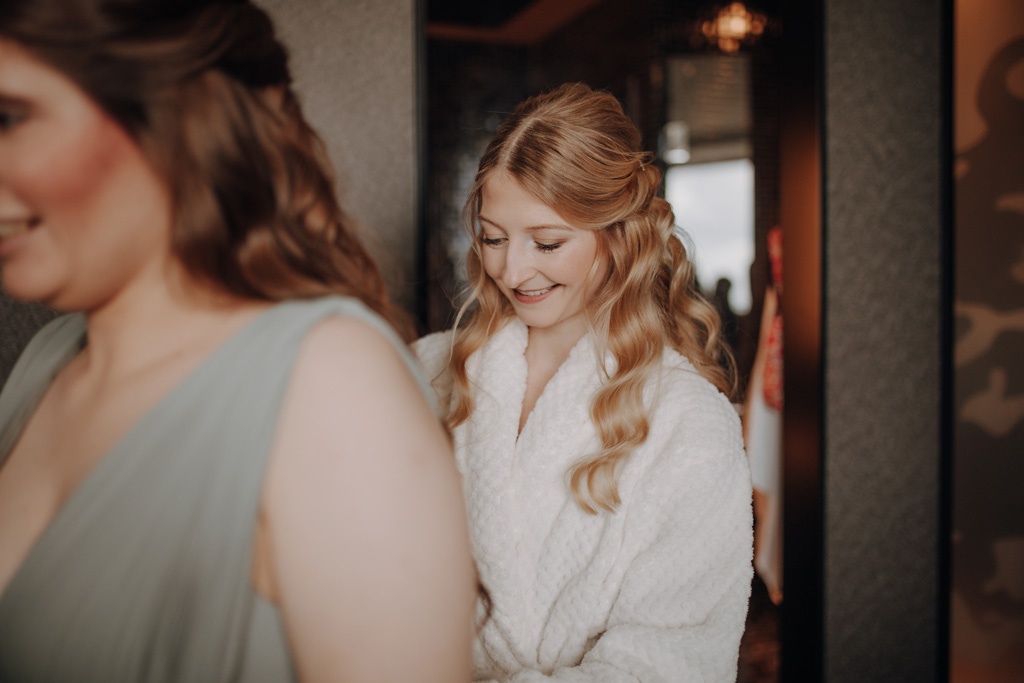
[665,159,754,314]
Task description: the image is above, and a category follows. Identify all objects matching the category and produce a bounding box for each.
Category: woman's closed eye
[0,107,27,133]
[480,234,563,252]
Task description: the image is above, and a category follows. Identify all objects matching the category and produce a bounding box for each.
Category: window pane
[665,159,755,314]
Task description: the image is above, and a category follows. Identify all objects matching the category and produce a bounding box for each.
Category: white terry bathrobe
[414,319,752,682]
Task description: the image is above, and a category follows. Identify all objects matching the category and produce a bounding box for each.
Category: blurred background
[1,1,1021,681]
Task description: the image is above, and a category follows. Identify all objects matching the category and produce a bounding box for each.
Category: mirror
[422,1,782,680]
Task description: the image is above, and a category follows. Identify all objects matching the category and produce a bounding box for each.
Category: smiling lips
[0,217,37,239]
[512,284,558,304]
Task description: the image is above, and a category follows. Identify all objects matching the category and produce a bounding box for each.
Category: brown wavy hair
[448,83,736,514]
[0,0,406,335]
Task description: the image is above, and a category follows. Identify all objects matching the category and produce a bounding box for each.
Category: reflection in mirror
[662,52,755,317]
[423,1,781,680]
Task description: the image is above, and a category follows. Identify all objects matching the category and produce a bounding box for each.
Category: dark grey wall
[0,296,58,387]
[824,0,948,680]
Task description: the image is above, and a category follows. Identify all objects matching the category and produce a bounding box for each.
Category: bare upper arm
[262,316,474,683]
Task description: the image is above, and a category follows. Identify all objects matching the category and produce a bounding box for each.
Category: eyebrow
[0,94,29,108]
[478,215,575,232]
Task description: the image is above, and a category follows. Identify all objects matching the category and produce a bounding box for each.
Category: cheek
[568,241,602,285]
[590,249,610,290]
[22,113,135,216]
[481,248,504,283]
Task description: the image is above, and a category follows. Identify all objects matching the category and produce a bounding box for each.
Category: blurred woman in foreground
[0,1,475,680]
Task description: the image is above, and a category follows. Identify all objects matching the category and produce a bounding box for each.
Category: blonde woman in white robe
[415,83,753,682]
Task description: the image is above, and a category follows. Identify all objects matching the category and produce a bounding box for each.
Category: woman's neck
[518,319,590,435]
[524,324,586,372]
[522,311,591,367]
[78,268,265,384]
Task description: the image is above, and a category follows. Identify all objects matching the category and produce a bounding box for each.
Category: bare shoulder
[297,314,416,386]
[261,314,475,680]
[272,313,448,475]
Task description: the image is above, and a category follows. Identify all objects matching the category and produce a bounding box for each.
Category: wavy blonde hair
[447,83,736,514]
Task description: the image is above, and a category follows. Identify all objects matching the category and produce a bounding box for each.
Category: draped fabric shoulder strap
[0,314,85,465]
[0,297,425,682]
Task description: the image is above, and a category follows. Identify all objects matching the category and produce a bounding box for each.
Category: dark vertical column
[414,0,430,331]
[745,37,782,385]
[823,0,951,681]
[938,1,954,676]
[778,0,824,680]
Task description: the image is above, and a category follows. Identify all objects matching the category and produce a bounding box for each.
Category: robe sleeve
[411,330,455,408]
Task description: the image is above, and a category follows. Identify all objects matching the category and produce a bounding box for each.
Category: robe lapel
[512,334,609,657]
[457,322,614,670]
[454,320,532,664]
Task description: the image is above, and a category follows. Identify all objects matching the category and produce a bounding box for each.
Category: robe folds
[415,319,753,683]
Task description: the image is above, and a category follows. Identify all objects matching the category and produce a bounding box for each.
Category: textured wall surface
[0,296,58,388]
[824,0,945,680]
[259,0,419,311]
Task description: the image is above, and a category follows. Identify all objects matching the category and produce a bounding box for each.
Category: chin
[1,272,71,311]
[515,314,563,331]
[1,272,44,303]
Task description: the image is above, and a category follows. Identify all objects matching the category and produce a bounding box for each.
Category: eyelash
[480,236,563,253]
[0,108,26,132]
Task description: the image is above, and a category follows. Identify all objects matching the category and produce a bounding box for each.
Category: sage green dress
[0,297,433,683]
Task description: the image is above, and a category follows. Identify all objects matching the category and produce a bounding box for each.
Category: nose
[500,240,537,290]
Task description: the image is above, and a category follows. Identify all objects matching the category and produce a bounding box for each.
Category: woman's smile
[0,217,35,239]
[512,284,558,302]
[0,216,40,257]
